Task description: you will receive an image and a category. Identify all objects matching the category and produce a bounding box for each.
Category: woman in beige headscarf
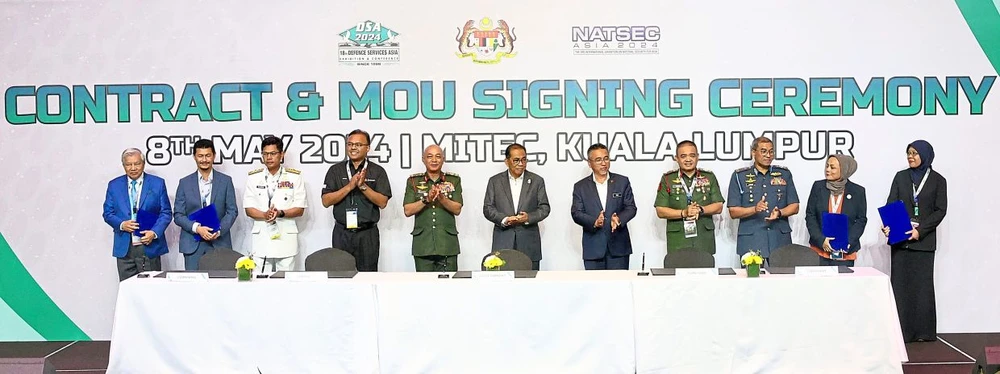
[804,154,867,266]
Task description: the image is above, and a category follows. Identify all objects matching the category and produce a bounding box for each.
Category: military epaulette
[663,169,678,176]
[444,171,460,177]
[770,164,790,170]
[734,166,752,173]
[698,168,714,174]
[248,168,264,175]
[409,172,425,178]
[286,168,301,174]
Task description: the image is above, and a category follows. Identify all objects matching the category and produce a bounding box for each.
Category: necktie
[129,179,138,219]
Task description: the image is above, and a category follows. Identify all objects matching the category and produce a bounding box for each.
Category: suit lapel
[137,176,152,211]
[605,175,616,212]
[211,175,224,214]
[517,173,532,212]
[117,178,131,217]
[499,173,514,213]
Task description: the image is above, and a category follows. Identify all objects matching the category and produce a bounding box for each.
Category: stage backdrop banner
[2,0,999,340]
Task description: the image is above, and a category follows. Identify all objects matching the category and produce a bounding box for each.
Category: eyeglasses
[589,156,610,164]
[347,142,369,148]
[509,158,527,165]
[756,149,775,156]
[906,151,919,157]
[262,151,281,158]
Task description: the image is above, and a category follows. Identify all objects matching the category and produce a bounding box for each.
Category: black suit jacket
[570,173,637,260]
[482,170,551,261]
[886,169,948,251]
[805,180,867,253]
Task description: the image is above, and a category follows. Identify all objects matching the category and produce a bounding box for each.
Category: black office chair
[480,249,533,271]
[768,244,822,267]
[663,248,715,268]
[305,248,357,271]
[198,248,244,271]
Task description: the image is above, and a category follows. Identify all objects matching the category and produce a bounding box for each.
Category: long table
[108,268,906,373]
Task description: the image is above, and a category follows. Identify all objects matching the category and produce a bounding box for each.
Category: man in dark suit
[483,143,551,270]
[173,139,239,270]
[571,143,637,270]
[102,148,172,281]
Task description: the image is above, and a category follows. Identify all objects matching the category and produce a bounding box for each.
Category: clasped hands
[593,210,621,232]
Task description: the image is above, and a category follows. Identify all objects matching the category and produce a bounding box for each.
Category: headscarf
[826,154,857,195]
[907,140,934,185]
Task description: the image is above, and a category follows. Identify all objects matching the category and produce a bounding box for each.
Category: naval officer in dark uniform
[321,129,392,271]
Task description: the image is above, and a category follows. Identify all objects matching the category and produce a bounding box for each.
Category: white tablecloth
[363,271,636,374]
[108,276,380,373]
[632,267,907,374]
[108,268,905,373]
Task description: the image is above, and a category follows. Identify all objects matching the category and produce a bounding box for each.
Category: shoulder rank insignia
[734,166,751,173]
[248,168,264,175]
[286,168,301,174]
[698,168,713,174]
[410,172,425,178]
[444,171,459,177]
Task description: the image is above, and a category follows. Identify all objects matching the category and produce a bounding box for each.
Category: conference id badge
[267,222,281,240]
[683,219,698,238]
[346,208,359,229]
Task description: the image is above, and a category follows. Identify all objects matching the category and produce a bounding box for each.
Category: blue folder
[188,204,221,242]
[134,209,158,237]
[822,212,849,251]
[878,200,912,245]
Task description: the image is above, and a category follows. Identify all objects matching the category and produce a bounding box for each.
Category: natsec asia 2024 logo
[571,26,659,55]
[456,17,517,64]
[339,20,400,66]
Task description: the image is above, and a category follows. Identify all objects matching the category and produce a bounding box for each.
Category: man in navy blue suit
[102,148,172,281]
[173,139,239,270]
[571,143,637,270]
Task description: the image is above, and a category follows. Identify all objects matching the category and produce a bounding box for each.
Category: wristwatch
[278,210,286,218]
[359,184,368,191]
[698,206,705,215]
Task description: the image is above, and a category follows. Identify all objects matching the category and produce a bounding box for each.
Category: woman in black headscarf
[883,140,947,342]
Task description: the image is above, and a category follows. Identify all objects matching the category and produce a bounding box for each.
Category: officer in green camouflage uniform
[403,145,463,271]
[654,141,726,254]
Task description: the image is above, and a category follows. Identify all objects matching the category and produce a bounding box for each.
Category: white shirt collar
[128,173,145,185]
[198,169,214,182]
[508,171,524,181]
[592,173,609,185]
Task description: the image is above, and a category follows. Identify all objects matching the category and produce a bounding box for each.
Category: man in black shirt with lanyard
[322,129,392,271]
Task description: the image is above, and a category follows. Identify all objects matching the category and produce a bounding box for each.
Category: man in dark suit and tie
[483,143,551,270]
[173,139,239,270]
[102,148,173,281]
[571,143,637,270]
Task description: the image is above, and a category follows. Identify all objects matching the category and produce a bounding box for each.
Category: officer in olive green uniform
[403,170,463,272]
[655,168,726,253]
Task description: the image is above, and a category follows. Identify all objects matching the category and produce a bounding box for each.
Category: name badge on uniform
[267,222,281,240]
[346,208,359,229]
[683,220,698,238]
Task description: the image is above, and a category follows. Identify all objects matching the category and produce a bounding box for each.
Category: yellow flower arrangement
[483,252,506,270]
[740,250,764,266]
[235,256,257,271]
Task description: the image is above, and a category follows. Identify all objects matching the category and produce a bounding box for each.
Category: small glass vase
[237,267,252,282]
[746,263,761,278]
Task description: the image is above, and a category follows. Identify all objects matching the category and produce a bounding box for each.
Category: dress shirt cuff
[192,222,200,232]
